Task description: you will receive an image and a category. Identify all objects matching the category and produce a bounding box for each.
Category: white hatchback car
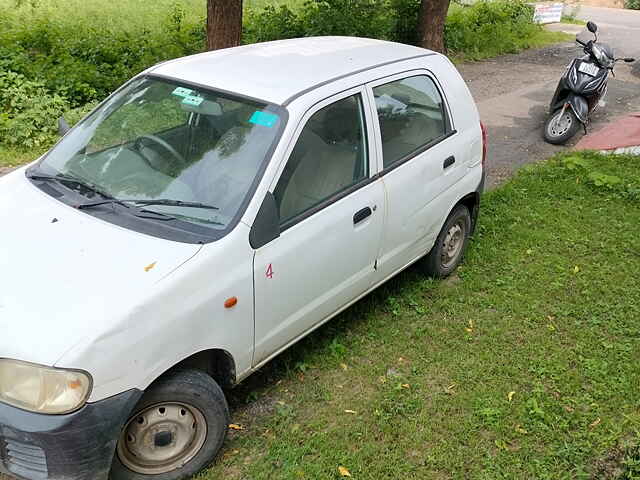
[0,37,486,480]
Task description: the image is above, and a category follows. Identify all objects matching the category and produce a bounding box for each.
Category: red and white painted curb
[575,112,640,155]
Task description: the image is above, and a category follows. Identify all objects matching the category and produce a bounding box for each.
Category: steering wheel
[134,134,185,167]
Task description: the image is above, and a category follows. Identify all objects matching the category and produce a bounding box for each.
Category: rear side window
[373,75,449,168]
[274,94,368,225]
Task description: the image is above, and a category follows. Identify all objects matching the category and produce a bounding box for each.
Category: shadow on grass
[223,261,427,419]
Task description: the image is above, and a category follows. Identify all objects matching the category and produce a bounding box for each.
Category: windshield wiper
[77,198,219,211]
[27,171,121,203]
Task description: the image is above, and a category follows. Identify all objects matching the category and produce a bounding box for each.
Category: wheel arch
[152,348,237,391]
[427,187,482,258]
[453,190,481,235]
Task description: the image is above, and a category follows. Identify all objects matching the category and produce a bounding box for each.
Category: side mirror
[58,117,70,136]
[587,21,598,34]
[249,192,280,249]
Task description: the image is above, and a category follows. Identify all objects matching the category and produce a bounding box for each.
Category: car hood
[0,168,202,366]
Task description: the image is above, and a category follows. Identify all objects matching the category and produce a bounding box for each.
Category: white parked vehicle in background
[0,37,486,480]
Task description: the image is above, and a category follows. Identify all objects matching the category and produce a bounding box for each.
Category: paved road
[460,6,640,187]
[578,4,640,50]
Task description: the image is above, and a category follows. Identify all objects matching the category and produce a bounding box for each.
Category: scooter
[543,21,635,145]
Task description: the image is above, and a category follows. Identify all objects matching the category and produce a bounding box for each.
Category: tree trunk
[418,0,451,53]
[206,0,243,51]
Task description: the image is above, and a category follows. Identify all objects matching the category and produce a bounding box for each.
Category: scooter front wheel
[543,108,581,145]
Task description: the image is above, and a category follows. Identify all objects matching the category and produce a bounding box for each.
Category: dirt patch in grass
[591,436,640,479]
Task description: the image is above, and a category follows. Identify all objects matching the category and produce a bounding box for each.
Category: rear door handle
[353,207,372,225]
[443,156,456,169]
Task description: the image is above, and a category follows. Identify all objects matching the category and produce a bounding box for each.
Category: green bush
[0,68,99,150]
[299,0,394,39]
[0,69,69,148]
[0,8,204,106]
[388,0,421,45]
[244,5,304,44]
[0,0,550,153]
[244,0,417,45]
[445,0,540,59]
[243,0,540,60]
[626,0,640,9]
[0,0,543,109]
[65,101,100,127]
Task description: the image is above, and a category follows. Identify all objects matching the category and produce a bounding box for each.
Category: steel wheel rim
[117,402,207,475]
[440,219,465,270]
[549,111,573,137]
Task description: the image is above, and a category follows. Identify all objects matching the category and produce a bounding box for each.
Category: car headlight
[0,359,92,414]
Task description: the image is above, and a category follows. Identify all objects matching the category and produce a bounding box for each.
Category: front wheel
[110,369,230,480]
[543,108,581,145]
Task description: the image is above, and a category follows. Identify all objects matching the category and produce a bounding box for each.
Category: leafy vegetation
[0,70,69,149]
[626,0,640,10]
[0,0,569,165]
[245,0,306,10]
[0,0,205,105]
[193,152,640,479]
[561,16,586,26]
[445,1,567,61]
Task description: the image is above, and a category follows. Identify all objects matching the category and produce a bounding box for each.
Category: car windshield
[37,76,285,231]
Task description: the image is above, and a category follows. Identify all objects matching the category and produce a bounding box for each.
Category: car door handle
[353,207,372,225]
[443,156,456,169]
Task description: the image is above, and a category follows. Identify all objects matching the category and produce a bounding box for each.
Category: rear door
[253,87,385,365]
[366,70,465,279]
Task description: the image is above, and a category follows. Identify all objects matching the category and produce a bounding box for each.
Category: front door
[253,89,384,365]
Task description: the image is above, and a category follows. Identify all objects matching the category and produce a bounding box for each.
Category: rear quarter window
[373,75,451,168]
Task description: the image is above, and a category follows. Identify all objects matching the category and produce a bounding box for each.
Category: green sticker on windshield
[249,111,279,128]
[182,95,204,107]
[172,87,193,98]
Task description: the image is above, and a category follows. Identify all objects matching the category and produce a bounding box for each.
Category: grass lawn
[561,16,587,26]
[0,146,43,170]
[0,0,205,32]
[0,0,300,30]
[197,152,640,480]
[449,29,573,63]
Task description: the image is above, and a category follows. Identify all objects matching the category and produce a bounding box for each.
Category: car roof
[150,37,435,106]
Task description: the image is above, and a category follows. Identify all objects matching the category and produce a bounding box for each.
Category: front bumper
[0,389,142,480]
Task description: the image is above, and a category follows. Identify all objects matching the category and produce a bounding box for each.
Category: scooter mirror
[624,58,636,63]
[587,21,598,34]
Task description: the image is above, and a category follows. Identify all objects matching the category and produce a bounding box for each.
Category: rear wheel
[543,108,581,145]
[110,369,229,480]
[420,205,471,278]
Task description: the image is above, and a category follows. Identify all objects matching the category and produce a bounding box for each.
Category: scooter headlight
[0,359,92,414]
[592,45,614,68]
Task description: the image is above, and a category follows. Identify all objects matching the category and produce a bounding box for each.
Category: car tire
[420,204,471,278]
[543,108,581,145]
[110,369,229,480]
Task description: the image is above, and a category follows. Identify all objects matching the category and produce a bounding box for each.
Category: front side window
[274,94,368,225]
[373,75,448,168]
[36,76,285,233]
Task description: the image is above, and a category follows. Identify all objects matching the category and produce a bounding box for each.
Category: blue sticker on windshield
[182,95,204,107]
[172,87,193,98]
[249,111,279,128]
